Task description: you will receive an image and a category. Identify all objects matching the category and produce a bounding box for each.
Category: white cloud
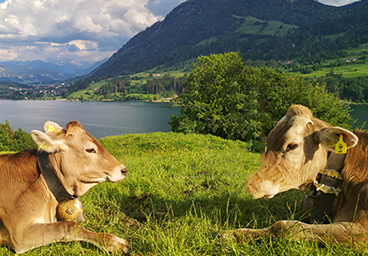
[0,0,167,62]
[317,0,360,6]
[0,49,18,61]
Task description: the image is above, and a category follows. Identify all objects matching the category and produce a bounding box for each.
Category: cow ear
[44,121,65,136]
[31,130,67,153]
[65,121,84,136]
[317,127,358,152]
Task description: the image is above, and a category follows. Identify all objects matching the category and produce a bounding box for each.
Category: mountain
[0,62,75,84]
[86,0,368,79]
[0,59,108,84]
[72,58,108,75]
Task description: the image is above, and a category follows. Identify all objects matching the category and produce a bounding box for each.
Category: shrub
[0,120,36,152]
[170,52,354,151]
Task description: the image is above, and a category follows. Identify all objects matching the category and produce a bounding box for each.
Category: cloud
[0,49,18,61]
[317,0,360,6]
[0,0,168,62]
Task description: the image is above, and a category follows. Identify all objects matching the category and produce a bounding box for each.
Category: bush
[170,52,354,151]
[0,120,36,152]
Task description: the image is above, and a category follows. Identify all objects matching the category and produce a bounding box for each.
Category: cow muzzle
[262,180,280,198]
[247,180,280,199]
[107,165,128,183]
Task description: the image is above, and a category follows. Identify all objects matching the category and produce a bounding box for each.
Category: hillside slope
[86,0,366,79]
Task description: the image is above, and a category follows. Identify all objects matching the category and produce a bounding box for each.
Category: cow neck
[37,150,75,203]
[309,151,346,224]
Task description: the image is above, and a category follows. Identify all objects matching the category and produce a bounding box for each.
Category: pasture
[234,15,299,36]
[298,62,368,79]
[1,132,366,255]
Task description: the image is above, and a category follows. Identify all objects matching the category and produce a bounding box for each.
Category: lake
[350,104,368,130]
[0,101,367,139]
[0,100,181,139]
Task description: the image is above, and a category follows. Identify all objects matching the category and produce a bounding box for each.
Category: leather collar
[308,151,346,224]
[37,150,74,203]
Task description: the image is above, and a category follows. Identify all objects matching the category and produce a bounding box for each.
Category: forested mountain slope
[86,0,368,79]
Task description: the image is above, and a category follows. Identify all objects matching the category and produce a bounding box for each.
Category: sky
[0,0,362,64]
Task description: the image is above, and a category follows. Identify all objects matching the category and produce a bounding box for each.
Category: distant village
[5,82,71,99]
[2,73,163,100]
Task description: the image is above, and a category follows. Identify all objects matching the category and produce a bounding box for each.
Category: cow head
[31,121,127,196]
[246,105,358,199]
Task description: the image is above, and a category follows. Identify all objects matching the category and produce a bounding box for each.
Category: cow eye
[286,143,298,152]
[86,148,97,154]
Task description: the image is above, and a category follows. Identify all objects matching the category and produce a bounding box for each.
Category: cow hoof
[115,237,131,255]
[104,235,131,255]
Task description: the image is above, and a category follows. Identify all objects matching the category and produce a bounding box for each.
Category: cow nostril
[121,167,128,175]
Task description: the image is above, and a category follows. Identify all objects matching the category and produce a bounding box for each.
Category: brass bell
[57,197,85,223]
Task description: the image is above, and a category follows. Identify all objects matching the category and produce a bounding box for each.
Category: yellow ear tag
[328,140,335,148]
[335,134,347,154]
[48,125,55,133]
[55,130,64,136]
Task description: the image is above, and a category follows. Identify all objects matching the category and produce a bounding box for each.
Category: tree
[170,52,354,151]
[4,120,14,140]
[0,121,36,151]
[0,124,10,151]
[11,128,37,151]
[170,52,261,144]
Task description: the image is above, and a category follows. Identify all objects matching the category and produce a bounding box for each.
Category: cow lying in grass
[220,104,368,247]
[0,121,130,254]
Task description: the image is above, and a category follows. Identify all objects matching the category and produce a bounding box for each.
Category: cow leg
[9,222,130,254]
[219,220,368,246]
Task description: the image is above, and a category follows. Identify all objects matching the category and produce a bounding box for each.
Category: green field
[1,132,365,255]
[298,62,368,79]
[292,42,368,79]
[67,80,108,98]
[235,16,299,36]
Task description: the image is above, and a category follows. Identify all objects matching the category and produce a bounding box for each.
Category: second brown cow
[220,105,368,247]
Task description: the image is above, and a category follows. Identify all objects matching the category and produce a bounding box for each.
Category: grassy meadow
[292,43,368,79]
[1,132,366,255]
[234,15,299,36]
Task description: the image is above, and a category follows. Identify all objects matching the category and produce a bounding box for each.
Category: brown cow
[220,104,368,248]
[0,121,130,254]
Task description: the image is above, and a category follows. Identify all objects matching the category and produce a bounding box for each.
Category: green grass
[71,80,109,97]
[1,133,366,255]
[298,63,368,79]
[129,70,188,86]
[234,16,299,36]
[294,42,368,79]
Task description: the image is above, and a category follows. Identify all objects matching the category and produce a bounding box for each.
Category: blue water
[350,104,368,130]
[0,100,181,139]
[0,101,367,140]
